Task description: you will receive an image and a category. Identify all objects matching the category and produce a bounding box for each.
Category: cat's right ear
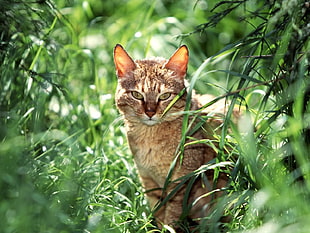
[165,45,189,78]
[114,44,136,78]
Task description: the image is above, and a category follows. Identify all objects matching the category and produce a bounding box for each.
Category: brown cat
[113,44,230,229]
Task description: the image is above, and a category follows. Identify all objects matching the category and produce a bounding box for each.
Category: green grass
[0,0,309,232]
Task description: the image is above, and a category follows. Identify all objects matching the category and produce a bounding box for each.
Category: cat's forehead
[135,59,182,84]
[135,57,167,65]
[134,58,168,77]
[119,58,184,91]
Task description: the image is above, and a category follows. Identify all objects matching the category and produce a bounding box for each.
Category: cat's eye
[158,93,171,101]
[131,91,144,100]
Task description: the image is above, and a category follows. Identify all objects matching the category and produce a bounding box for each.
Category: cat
[113,44,232,230]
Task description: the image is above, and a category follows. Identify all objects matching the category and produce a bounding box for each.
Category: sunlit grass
[0,0,309,232]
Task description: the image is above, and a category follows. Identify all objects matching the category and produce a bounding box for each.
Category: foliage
[0,0,309,232]
[189,0,310,232]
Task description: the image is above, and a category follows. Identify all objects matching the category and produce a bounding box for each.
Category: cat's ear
[164,45,189,77]
[114,44,136,78]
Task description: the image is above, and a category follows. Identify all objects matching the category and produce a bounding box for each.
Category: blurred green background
[0,0,309,232]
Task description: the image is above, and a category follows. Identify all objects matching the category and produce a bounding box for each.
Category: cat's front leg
[161,184,187,229]
[139,175,166,224]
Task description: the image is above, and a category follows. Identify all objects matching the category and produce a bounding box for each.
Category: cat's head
[114,44,188,126]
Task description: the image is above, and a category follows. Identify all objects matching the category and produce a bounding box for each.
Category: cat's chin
[142,119,160,126]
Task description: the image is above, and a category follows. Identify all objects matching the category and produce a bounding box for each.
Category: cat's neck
[124,117,183,156]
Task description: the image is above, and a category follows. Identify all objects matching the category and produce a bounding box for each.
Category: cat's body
[114,44,230,228]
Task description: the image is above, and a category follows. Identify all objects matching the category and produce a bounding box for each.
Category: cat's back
[193,93,229,115]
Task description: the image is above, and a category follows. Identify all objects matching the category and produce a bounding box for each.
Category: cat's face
[114,44,188,126]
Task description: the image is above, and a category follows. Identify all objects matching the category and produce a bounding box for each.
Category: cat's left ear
[114,44,136,78]
[164,45,189,78]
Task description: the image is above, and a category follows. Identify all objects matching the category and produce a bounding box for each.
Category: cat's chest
[126,122,181,184]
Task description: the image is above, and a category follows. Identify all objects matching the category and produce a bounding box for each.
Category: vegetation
[0,0,309,232]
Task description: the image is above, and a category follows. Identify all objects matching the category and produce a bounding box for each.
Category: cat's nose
[145,109,156,118]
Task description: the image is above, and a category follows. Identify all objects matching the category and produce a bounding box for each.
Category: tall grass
[189,0,310,232]
[0,0,309,232]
